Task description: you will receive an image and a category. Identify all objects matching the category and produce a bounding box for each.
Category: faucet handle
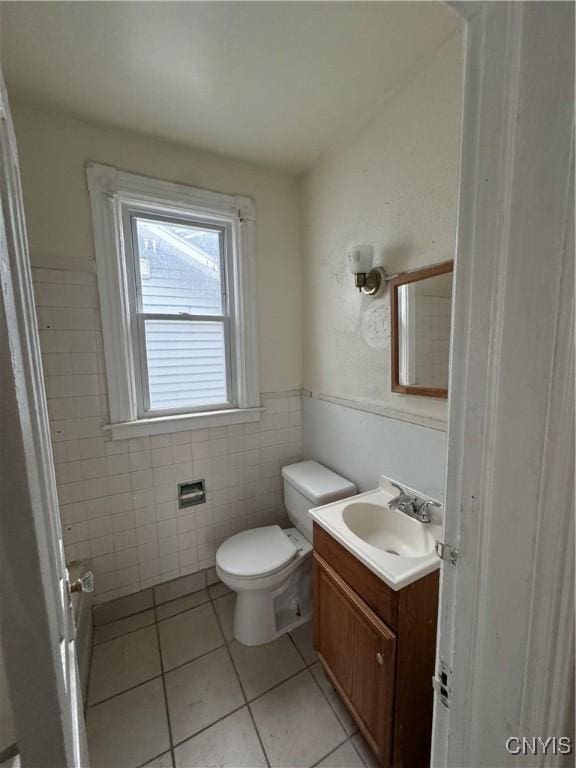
[418,499,441,521]
[420,499,441,509]
[389,481,406,497]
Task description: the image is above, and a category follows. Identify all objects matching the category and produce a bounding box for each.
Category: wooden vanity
[312,523,439,768]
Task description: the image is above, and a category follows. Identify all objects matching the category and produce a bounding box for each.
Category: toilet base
[229,553,313,646]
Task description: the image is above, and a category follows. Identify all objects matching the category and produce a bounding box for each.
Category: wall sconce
[348,245,387,296]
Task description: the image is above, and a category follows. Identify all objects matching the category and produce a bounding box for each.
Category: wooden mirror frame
[390,259,453,398]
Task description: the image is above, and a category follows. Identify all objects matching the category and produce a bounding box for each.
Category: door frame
[0,70,88,766]
[434,2,574,765]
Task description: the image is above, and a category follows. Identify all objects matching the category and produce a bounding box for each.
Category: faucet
[388,482,440,523]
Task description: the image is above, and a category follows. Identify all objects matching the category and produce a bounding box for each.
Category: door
[313,555,395,766]
[0,70,88,765]
[433,3,574,766]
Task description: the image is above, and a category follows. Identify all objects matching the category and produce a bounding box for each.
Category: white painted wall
[12,102,302,394]
[300,31,462,424]
[303,397,446,501]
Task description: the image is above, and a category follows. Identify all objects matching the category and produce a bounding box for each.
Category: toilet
[216,460,357,646]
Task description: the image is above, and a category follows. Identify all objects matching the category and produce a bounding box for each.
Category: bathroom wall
[300,31,462,495]
[300,31,462,425]
[12,104,303,602]
[303,397,446,501]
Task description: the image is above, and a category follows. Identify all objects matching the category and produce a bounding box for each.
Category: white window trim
[86,163,260,438]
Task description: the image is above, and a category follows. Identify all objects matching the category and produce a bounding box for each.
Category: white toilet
[216,460,356,646]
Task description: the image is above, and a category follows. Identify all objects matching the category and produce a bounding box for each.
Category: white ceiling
[2,2,459,174]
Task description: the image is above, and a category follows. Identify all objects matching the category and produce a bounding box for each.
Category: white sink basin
[309,476,442,590]
[342,501,435,558]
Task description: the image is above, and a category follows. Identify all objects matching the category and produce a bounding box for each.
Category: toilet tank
[281,460,357,541]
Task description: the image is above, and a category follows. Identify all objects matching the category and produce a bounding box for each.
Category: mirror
[390,261,453,398]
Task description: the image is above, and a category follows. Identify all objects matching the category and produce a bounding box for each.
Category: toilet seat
[216,525,298,579]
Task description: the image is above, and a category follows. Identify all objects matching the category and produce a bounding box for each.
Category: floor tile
[316,741,364,768]
[174,707,266,768]
[250,670,346,768]
[207,582,231,599]
[93,589,153,626]
[351,734,378,768]
[142,752,174,768]
[213,593,235,643]
[89,626,161,704]
[165,646,244,744]
[205,567,220,587]
[311,662,357,735]
[230,635,305,700]
[87,678,169,767]
[155,589,210,621]
[93,609,155,645]
[290,620,317,665]
[155,572,206,605]
[158,603,223,671]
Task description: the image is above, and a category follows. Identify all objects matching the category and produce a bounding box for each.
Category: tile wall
[414,293,451,389]
[32,267,302,603]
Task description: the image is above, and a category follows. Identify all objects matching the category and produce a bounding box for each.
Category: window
[87,164,259,438]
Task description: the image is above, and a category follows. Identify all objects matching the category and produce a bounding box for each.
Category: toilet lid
[216,525,298,578]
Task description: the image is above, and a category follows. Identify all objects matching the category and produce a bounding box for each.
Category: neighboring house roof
[136,220,222,315]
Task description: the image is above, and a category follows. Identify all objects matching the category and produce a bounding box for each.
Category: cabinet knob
[376,652,384,665]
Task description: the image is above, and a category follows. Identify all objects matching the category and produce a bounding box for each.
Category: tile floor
[86,576,377,768]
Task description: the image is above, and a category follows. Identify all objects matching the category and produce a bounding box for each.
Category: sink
[342,501,435,558]
[308,476,442,590]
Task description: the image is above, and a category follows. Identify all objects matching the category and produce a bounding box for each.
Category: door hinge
[432,659,452,708]
[435,540,458,565]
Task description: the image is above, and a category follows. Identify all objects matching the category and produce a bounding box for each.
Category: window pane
[135,218,223,315]
[144,320,228,411]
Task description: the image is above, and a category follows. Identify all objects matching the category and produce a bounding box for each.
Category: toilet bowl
[216,460,356,646]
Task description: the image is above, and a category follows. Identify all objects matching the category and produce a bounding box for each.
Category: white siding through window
[145,320,227,410]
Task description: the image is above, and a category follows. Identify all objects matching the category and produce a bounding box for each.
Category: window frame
[87,163,260,439]
[125,209,234,418]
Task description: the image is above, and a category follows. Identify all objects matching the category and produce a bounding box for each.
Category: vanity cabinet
[313,523,439,768]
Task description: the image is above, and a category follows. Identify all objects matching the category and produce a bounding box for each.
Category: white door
[433,3,574,766]
[0,70,88,766]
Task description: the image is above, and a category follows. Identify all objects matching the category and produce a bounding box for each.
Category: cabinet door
[313,554,396,766]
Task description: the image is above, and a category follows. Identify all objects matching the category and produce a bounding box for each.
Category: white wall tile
[33,267,303,601]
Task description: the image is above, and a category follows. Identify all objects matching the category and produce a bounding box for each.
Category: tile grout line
[170,703,247,752]
[135,747,173,768]
[286,632,358,746]
[92,591,155,627]
[88,638,230,710]
[87,671,164,709]
[93,592,219,647]
[155,597,211,623]
[310,736,355,768]
[350,737,370,768]
[87,626,314,715]
[93,614,157,646]
[152,592,177,768]
[208,590,271,768]
[93,586,217,638]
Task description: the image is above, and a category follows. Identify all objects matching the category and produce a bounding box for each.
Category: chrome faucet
[388,482,440,523]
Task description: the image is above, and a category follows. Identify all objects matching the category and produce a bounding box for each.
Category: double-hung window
[130,214,231,415]
[87,164,260,438]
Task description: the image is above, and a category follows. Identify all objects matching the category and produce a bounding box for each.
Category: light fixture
[348,245,387,296]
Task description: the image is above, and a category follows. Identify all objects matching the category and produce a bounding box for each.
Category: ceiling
[2,2,459,174]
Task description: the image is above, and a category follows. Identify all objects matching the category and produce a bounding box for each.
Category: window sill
[103,407,263,440]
